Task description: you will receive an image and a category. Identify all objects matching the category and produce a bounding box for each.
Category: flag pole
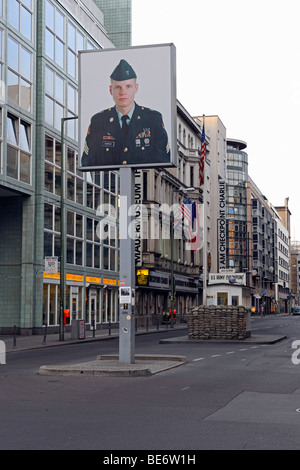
[201,114,207,305]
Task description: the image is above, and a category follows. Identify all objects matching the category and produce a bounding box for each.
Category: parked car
[293,306,300,315]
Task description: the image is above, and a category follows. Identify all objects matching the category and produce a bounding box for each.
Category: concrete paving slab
[39,354,187,377]
[206,389,300,425]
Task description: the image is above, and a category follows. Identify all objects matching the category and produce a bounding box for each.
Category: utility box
[71,319,85,340]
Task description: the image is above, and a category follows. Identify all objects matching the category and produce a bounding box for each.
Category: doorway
[87,288,97,326]
[70,287,79,322]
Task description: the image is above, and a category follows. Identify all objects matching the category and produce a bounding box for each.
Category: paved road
[1,315,300,450]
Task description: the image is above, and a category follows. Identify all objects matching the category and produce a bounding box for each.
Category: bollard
[146,316,148,331]
[13,324,17,349]
[42,323,47,345]
[92,319,96,338]
[108,321,111,336]
[157,316,159,331]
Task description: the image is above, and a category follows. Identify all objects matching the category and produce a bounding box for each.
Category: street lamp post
[59,116,78,342]
[170,187,195,328]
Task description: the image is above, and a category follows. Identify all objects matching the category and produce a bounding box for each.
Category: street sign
[45,257,58,275]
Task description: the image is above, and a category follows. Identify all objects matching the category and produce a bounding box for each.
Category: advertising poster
[79,44,177,170]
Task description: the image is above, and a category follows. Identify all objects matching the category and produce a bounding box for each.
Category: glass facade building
[226,139,248,272]
[93,0,132,48]
[0,0,131,334]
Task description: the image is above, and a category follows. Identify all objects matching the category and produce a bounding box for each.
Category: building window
[8,0,33,41]
[67,211,83,266]
[0,30,3,100]
[86,171,118,212]
[67,83,78,140]
[45,66,64,131]
[7,114,31,183]
[67,21,84,79]
[0,108,2,172]
[7,37,32,113]
[45,0,65,69]
[102,222,117,271]
[44,203,61,258]
[103,170,117,216]
[67,146,83,204]
[86,218,101,269]
[45,134,61,195]
[190,166,194,188]
[86,172,101,211]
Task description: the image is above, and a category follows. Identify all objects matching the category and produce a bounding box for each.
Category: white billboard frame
[78,43,177,171]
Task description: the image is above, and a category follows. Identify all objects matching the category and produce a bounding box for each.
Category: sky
[131,0,300,241]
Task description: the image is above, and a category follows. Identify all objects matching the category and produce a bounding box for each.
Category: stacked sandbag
[187,305,248,340]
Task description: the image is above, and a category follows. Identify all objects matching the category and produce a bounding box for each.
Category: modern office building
[291,241,300,306]
[272,206,290,312]
[205,136,253,308]
[93,0,132,48]
[0,0,208,334]
[246,178,277,313]
[226,139,248,272]
[0,0,132,334]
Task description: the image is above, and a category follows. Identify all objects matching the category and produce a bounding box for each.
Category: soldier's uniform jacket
[81,102,170,168]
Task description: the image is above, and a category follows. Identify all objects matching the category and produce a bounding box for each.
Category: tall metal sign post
[60,116,78,342]
[119,168,135,363]
[78,44,177,365]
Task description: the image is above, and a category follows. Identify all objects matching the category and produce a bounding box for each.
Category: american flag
[199,120,206,186]
[173,198,192,234]
[180,198,193,241]
[179,197,192,223]
[190,202,201,250]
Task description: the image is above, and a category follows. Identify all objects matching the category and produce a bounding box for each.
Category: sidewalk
[0,322,187,353]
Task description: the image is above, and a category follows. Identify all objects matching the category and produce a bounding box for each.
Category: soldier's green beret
[110,59,137,81]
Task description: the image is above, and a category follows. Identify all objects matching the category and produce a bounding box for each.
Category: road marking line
[211,354,221,358]
[239,348,247,351]
[193,357,205,362]
[226,351,235,354]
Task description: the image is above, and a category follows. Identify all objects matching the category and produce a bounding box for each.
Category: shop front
[43,272,119,332]
[173,275,199,320]
[135,269,199,324]
[135,270,170,324]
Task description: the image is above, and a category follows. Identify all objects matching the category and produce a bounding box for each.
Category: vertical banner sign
[218,180,226,270]
[135,169,143,267]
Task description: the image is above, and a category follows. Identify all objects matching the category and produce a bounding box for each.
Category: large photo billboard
[79,44,177,171]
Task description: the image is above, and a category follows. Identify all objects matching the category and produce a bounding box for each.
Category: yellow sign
[43,271,60,279]
[66,274,83,282]
[44,272,83,282]
[136,269,149,286]
[103,278,117,285]
[86,276,101,284]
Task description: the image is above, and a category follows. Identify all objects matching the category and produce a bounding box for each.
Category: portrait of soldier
[81,59,171,168]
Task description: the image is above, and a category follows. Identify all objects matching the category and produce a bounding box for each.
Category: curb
[159,334,287,345]
[39,354,187,377]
